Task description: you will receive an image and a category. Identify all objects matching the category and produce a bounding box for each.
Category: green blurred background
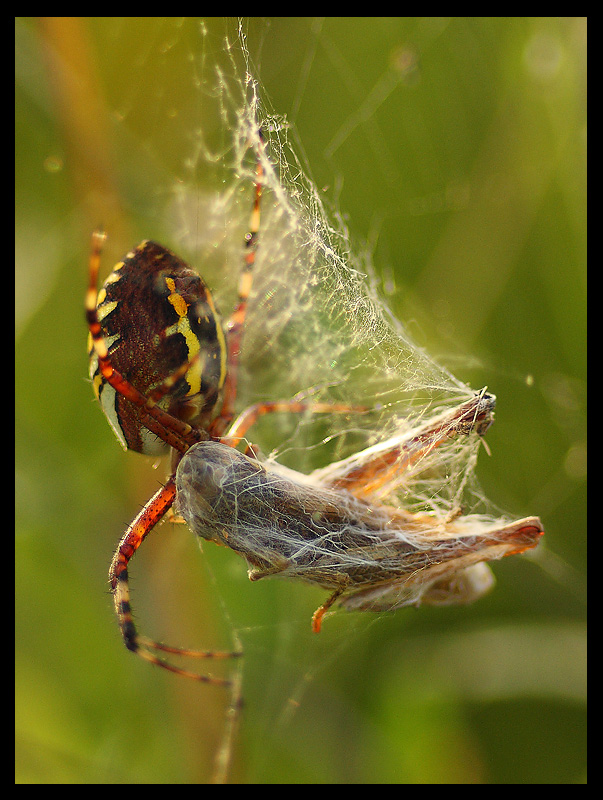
[16,18,586,784]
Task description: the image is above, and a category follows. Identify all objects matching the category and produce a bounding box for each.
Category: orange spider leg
[109,478,241,683]
[214,140,264,437]
[223,400,368,449]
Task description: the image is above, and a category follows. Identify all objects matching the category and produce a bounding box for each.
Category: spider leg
[214,139,264,436]
[223,399,368,448]
[110,476,244,778]
[312,390,496,499]
[109,477,242,683]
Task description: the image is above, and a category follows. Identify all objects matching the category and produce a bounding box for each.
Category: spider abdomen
[89,240,227,454]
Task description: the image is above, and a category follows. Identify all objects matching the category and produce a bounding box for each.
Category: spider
[86,144,356,681]
[87,138,544,684]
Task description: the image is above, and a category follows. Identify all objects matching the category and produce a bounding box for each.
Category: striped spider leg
[176,390,544,633]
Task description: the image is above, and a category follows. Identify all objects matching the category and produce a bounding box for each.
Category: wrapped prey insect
[175,390,544,632]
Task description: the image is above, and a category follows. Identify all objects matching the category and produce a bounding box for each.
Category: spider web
[155,19,490,517]
[88,17,550,783]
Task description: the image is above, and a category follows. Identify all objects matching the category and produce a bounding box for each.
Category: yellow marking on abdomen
[164,277,202,396]
[205,291,227,388]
